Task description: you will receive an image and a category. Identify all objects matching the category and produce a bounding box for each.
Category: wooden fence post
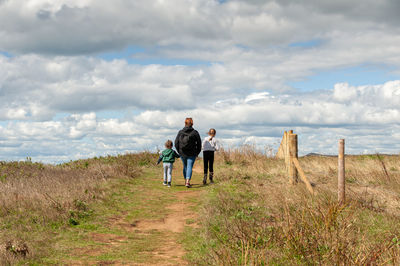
[276,130,314,194]
[283,131,288,164]
[292,158,314,194]
[284,130,293,173]
[288,133,298,184]
[338,139,345,204]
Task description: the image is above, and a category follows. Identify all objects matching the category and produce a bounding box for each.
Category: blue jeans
[181,156,196,180]
[163,162,173,183]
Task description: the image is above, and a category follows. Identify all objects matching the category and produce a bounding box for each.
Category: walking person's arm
[195,131,202,156]
[174,150,180,158]
[214,139,220,151]
[210,138,220,151]
[174,131,181,153]
[157,154,163,165]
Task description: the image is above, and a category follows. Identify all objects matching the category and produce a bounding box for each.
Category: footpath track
[50,164,206,265]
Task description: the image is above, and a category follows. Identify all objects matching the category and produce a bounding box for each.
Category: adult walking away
[175,118,202,188]
[202,128,219,185]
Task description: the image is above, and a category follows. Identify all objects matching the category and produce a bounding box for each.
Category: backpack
[179,132,195,153]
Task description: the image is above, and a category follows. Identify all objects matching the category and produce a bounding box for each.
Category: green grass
[0,153,205,264]
[36,161,207,265]
[3,151,400,265]
[42,170,181,263]
[183,151,400,265]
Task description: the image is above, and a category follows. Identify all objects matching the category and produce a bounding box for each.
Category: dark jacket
[175,126,202,157]
[157,149,180,164]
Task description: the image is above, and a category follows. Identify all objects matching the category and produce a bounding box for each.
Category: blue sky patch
[289,39,323,48]
[98,46,211,66]
[96,110,126,119]
[53,112,70,121]
[288,65,400,91]
[0,51,13,58]
[99,46,145,61]
[0,121,9,127]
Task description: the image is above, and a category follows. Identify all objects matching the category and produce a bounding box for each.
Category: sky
[1,0,400,162]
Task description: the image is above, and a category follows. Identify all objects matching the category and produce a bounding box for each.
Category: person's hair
[208,128,216,136]
[185,117,193,127]
[165,140,173,149]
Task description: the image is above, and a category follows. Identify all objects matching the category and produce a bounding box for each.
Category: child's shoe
[203,174,207,185]
[167,182,171,187]
[185,179,191,188]
[209,172,214,184]
[163,181,167,186]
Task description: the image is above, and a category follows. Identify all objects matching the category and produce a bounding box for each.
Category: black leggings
[203,151,214,174]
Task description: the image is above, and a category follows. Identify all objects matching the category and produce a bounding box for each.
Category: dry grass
[190,148,400,265]
[1,147,399,265]
[0,152,156,264]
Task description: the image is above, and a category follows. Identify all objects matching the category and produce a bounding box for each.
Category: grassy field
[0,149,399,265]
[185,147,400,265]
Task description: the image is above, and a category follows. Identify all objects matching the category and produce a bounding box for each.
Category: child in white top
[202,128,219,185]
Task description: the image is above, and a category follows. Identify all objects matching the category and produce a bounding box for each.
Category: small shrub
[68,217,79,226]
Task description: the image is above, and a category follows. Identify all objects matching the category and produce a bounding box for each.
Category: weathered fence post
[285,130,292,170]
[292,158,314,194]
[284,131,288,157]
[288,133,298,184]
[338,139,345,204]
[283,131,288,168]
[276,130,314,194]
[276,131,287,159]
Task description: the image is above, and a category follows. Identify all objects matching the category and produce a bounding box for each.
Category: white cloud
[0,78,398,162]
[244,92,270,103]
[133,81,400,130]
[0,1,400,161]
[333,80,400,108]
[0,55,207,119]
[333,83,357,102]
[0,78,399,162]
[1,0,400,56]
[0,80,396,162]
[97,120,138,136]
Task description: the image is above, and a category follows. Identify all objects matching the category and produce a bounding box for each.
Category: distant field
[0,149,399,265]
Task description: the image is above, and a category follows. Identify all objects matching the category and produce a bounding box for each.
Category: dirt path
[135,191,200,233]
[140,190,200,265]
[110,190,201,265]
[59,166,206,265]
